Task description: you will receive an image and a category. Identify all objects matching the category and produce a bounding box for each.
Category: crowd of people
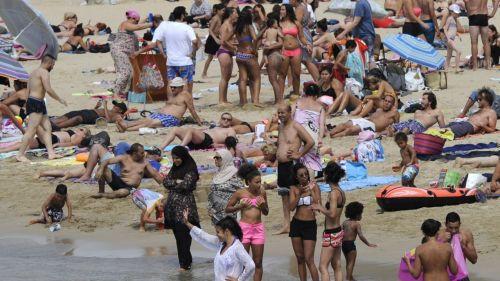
[1,0,499,280]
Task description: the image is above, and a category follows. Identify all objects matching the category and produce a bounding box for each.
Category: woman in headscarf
[208,149,245,225]
[163,146,200,271]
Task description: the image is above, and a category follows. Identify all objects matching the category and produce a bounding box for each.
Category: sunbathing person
[457,88,499,119]
[51,100,127,130]
[350,75,396,118]
[446,88,497,138]
[326,90,362,116]
[51,12,78,37]
[160,113,236,151]
[330,95,399,138]
[455,155,499,168]
[0,80,28,117]
[59,24,88,52]
[0,128,90,153]
[0,103,24,135]
[230,113,279,135]
[116,77,202,132]
[381,92,445,136]
[92,143,163,199]
[83,22,110,36]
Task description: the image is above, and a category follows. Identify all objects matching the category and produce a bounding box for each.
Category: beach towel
[31,157,81,166]
[319,175,400,192]
[345,161,367,180]
[423,128,455,141]
[442,142,498,153]
[346,52,364,86]
[418,150,500,161]
[353,139,385,163]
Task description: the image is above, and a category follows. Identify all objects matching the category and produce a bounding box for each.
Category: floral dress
[163,171,200,228]
[208,175,244,224]
[110,30,138,95]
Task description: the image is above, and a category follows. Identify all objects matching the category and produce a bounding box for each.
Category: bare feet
[139,227,146,232]
[75,175,91,182]
[91,193,104,199]
[273,227,290,235]
[15,155,30,163]
[48,154,63,160]
[201,74,208,79]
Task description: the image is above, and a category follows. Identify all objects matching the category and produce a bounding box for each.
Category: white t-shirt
[153,21,197,66]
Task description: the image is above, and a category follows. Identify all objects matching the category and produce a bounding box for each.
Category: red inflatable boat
[376,185,477,211]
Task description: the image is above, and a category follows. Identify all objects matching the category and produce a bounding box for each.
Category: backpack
[81,131,111,148]
[383,63,406,92]
[367,67,387,81]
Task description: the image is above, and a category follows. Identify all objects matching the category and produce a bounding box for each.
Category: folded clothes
[442,142,498,153]
[319,175,400,192]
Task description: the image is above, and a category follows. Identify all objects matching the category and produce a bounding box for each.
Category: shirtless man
[51,99,127,129]
[438,212,478,266]
[385,0,403,17]
[93,143,163,199]
[447,87,497,138]
[402,0,431,40]
[330,95,400,138]
[404,219,458,281]
[16,55,67,163]
[275,104,314,234]
[116,77,202,132]
[420,0,440,43]
[159,113,236,151]
[465,0,498,70]
[384,92,445,136]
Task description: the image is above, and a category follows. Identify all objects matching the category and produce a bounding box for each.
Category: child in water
[226,164,269,281]
[342,202,377,281]
[393,132,419,187]
[29,184,72,225]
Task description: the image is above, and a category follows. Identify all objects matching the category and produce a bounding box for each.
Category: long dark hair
[216,216,243,241]
[324,161,345,184]
[236,8,252,35]
[169,146,199,180]
[237,164,260,184]
[293,162,309,185]
[489,24,498,40]
[222,7,236,22]
[73,23,84,37]
[282,4,297,22]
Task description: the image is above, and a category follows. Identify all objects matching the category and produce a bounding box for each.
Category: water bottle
[139,128,158,135]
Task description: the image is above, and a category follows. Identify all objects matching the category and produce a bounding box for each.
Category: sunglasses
[221,117,232,121]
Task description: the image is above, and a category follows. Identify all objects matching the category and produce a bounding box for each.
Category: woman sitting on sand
[0,128,90,153]
[59,24,89,53]
[208,149,245,225]
[51,12,78,37]
[349,75,396,118]
[163,146,200,271]
[235,7,262,107]
[317,67,343,101]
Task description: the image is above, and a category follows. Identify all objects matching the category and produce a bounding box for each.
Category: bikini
[238,195,266,245]
[290,193,318,241]
[236,35,255,60]
[322,188,345,248]
[216,47,234,57]
[320,85,336,99]
[282,26,301,57]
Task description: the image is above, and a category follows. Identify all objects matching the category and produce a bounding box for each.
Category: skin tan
[393,137,419,186]
[51,100,125,129]
[437,220,478,264]
[202,8,223,78]
[487,159,500,194]
[465,93,497,134]
[218,9,238,106]
[29,191,72,225]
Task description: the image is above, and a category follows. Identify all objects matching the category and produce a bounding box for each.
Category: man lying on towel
[447,88,497,138]
[51,100,127,130]
[159,113,236,150]
[382,92,445,136]
[330,95,399,138]
[116,77,202,132]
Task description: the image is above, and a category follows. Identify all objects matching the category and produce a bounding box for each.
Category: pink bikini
[239,196,266,245]
[282,26,301,58]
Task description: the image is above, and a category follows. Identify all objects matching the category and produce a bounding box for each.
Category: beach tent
[327,0,389,19]
[0,0,58,59]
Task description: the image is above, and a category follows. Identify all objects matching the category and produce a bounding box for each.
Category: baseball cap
[126,10,140,21]
[170,77,185,88]
[449,4,461,14]
[112,100,128,113]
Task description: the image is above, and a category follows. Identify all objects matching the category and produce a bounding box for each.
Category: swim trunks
[41,207,64,223]
[322,226,344,248]
[392,119,426,134]
[107,169,133,191]
[468,14,488,27]
[239,221,265,245]
[342,240,356,255]
[63,109,99,124]
[447,121,475,138]
[277,161,295,196]
[167,65,194,83]
[351,118,376,132]
[204,35,220,55]
[402,164,419,184]
[402,22,423,37]
[289,218,317,241]
[26,97,47,115]
[187,132,214,150]
[149,113,181,127]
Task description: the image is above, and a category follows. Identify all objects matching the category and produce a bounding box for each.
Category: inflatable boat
[376,185,477,211]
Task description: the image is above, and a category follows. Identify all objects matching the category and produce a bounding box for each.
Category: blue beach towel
[319,175,400,192]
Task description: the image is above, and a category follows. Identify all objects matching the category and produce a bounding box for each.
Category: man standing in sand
[159,112,236,151]
[438,212,478,266]
[465,0,498,70]
[401,0,430,40]
[420,0,440,44]
[116,77,202,132]
[384,92,445,136]
[404,219,458,281]
[93,143,163,199]
[275,104,314,234]
[330,95,399,138]
[16,55,67,163]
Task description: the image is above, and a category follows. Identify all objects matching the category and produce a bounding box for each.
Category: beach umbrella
[0,0,58,59]
[0,50,29,81]
[383,34,445,69]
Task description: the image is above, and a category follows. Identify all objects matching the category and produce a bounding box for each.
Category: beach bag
[89,43,110,53]
[81,131,111,148]
[138,56,164,90]
[413,133,446,155]
[405,68,425,92]
[367,67,387,81]
[383,63,406,92]
[424,71,447,90]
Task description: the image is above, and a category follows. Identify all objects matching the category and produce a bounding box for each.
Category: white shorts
[351,118,376,132]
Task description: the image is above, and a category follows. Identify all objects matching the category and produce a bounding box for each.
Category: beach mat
[319,175,400,192]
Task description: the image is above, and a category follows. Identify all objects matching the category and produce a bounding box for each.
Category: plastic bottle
[139,128,158,135]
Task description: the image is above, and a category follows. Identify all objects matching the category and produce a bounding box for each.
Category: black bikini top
[320,86,336,99]
[325,188,345,210]
[66,129,76,137]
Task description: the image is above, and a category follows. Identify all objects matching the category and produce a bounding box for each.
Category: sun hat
[170,77,185,87]
[449,4,461,14]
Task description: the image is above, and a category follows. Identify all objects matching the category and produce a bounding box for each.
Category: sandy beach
[0,0,499,280]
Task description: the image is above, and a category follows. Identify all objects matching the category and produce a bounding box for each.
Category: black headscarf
[168,146,199,180]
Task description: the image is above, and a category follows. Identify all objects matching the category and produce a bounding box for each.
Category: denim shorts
[167,64,194,82]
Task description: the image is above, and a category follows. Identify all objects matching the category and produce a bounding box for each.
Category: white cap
[449,4,461,14]
[170,77,185,87]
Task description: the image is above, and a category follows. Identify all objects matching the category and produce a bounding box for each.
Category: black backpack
[383,63,406,92]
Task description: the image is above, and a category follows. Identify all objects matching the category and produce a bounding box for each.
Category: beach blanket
[418,150,500,161]
[319,175,400,192]
[442,142,498,153]
[0,146,82,160]
[353,139,385,163]
[31,157,81,166]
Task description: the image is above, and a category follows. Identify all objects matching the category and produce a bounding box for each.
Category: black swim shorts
[468,14,488,27]
[107,170,133,191]
[277,161,295,196]
[64,109,99,124]
[289,218,317,241]
[187,133,214,150]
[36,134,59,149]
[26,97,47,115]
[342,240,357,255]
[402,22,424,37]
